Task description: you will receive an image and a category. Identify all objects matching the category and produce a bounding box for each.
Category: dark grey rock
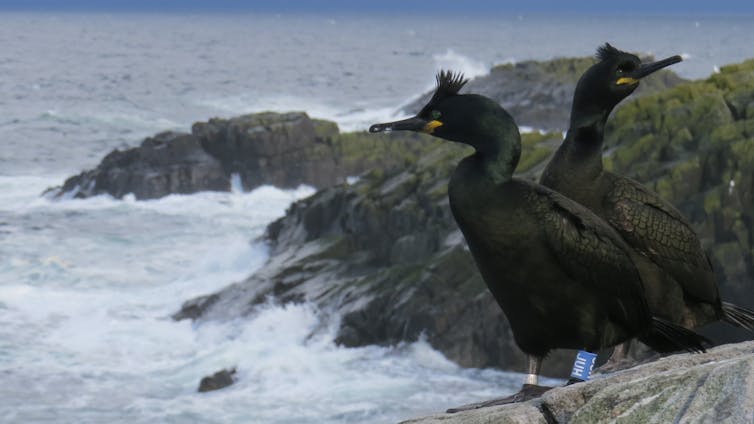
[47,112,348,200]
[173,143,577,375]
[172,294,220,321]
[198,368,237,393]
[53,131,228,199]
[192,112,341,190]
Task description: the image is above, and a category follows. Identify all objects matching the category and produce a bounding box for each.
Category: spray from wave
[432,49,490,80]
[194,49,494,134]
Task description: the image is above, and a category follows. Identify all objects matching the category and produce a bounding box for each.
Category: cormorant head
[571,43,682,127]
[369,70,519,154]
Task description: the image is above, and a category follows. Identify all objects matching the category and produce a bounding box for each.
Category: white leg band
[525,373,538,385]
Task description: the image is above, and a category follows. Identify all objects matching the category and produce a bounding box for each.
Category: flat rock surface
[403,341,754,424]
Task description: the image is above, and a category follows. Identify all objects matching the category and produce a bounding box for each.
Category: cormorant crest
[425,70,468,110]
[595,43,627,62]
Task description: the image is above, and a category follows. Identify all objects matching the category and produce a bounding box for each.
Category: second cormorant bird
[370,71,708,410]
[540,44,754,343]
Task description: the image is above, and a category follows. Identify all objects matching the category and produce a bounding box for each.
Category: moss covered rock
[603,59,754,327]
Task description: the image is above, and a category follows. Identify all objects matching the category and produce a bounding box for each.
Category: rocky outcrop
[401,341,754,423]
[174,132,584,376]
[48,112,435,200]
[50,56,683,200]
[403,55,685,131]
[174,59,754,377]
[54,130,229,199]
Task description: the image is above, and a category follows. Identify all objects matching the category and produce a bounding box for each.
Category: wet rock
[53,131,228,199]
[172,294,220,321]
[173,134,577,376]
[198,368,237,393]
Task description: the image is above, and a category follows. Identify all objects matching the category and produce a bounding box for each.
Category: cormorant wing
[527,181,651,332]
[605,175,719,303]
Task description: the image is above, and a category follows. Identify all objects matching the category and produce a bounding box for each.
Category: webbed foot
[445,384,553,413]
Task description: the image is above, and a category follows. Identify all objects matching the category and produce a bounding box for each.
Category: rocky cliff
[402,341,754,424]
[51,56,754,376]
[174,59,754,375]
[171,133,576,375]
[48,56,682,200]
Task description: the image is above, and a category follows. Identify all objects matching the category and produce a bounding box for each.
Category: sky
[1,0,753,14]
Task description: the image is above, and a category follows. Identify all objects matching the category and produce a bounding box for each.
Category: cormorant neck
[473,132,520,185]
[567,83,615,145]
[558,102,611,177]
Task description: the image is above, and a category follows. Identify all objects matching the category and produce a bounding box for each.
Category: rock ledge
[402,341,754,424]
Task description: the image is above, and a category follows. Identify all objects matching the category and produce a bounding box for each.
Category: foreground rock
[402,341,754,423]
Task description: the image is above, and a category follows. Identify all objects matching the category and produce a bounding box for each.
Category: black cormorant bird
[540,44,754,345]
[370,71,707,410]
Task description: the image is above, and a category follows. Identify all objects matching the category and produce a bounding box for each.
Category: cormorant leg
[446,355,553,413]
[597,340,631,373]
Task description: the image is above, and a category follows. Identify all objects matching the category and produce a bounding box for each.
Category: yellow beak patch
[423,120,443,134]
[616,77,639,86]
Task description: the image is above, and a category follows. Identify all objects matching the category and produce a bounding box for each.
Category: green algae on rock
[603,59,754,324]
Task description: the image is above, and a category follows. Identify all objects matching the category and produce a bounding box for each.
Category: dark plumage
[370,71,708,409]
[540,44,754,336]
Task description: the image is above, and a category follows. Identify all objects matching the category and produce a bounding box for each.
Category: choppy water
[0,177,550,423]
[1,11,753,423]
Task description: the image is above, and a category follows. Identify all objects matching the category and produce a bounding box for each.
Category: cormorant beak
[369,116,442,134]
[617,55,683,86]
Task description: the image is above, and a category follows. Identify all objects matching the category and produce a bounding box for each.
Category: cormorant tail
[721,301,754,331]
[640,317,710,354]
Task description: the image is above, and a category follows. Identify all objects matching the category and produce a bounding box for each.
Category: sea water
[1,12,752,423]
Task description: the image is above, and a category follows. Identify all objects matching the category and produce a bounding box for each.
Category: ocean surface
[1,12,752,423]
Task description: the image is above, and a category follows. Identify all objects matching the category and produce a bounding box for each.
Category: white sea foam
[39,108,181,134]
[195,93,401,133]
[432,49,490,80]
[518,126,550,135]
[195,50,491,133]
[0,175,546,423]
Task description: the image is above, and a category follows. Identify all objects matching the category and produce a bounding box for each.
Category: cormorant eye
[431,110,442,120]
[616,62,634,75]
